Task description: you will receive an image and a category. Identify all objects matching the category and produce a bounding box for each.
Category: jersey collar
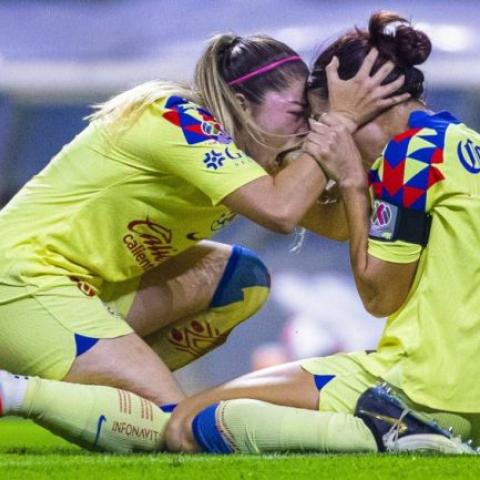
[408,110,461,129]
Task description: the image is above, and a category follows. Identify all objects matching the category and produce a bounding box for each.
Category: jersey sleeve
[367,126,447,264]
[144,97,267,205]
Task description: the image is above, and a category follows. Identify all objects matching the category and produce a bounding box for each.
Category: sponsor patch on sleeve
[369,199,399,241]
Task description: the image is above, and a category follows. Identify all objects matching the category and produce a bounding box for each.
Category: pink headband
[228,55,302,86]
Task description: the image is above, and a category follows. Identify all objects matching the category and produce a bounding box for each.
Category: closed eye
[289,111,306,119]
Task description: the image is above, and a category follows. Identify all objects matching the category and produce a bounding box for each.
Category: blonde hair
[87,33,307,149]
[193,33,259,149]
[194,33,308,149]
[86,80,197,126]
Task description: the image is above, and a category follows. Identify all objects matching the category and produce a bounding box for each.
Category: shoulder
[153,96,232,146]
[369,111,461,211]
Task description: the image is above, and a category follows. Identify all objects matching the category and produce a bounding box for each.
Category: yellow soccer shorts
[0,245,271,381]
[0,277,135,380]
[301,351,377,414]
[301,351,480,443]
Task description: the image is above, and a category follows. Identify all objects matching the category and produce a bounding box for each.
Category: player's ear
[234,93,253,115]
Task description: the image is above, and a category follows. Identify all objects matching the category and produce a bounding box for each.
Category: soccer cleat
[355,384,479,455]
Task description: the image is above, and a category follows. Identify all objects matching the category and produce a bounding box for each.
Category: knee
[210,245,270,318]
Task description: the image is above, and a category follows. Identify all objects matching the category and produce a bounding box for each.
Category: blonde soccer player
[0,32,405,452]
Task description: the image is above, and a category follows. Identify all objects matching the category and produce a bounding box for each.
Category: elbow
[363,296,400,318]
[268,219,296,235]
[365,303,390,318]
[331,230,350,242]
[263,207,298,234]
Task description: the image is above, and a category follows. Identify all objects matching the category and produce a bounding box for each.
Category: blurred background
[2,0,480,392]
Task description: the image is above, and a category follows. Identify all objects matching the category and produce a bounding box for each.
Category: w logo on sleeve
[457,139,480,174]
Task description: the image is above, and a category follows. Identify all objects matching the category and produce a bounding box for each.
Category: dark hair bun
[369,11,432,67]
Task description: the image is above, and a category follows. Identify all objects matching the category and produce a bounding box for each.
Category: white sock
[0,370,30,416]
[214,399,378,453]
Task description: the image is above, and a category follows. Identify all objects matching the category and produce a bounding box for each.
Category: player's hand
[302,117,367,187]
[326,48,410,131]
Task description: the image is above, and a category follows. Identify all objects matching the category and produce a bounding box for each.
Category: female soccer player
[0,32,405,452]
[159,12,480,454]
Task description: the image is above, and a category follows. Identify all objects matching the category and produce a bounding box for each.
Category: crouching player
[0,244,270,453]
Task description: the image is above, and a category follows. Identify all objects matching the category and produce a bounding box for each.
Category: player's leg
[4,240,268,405]
[4,278,186,405]
[101,241,271,370]
[63,240,270,420]
[0,241,270,454]
[0,282,182,452]
[165,352,476,454]
[0,371,171,453]
[64,332,185,405]
[165,352,379,453]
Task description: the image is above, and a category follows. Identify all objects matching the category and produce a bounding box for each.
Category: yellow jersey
[0,96,267,293]
[362,110,480,412]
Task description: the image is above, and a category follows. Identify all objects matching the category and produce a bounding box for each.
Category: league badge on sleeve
[369,199,399,241]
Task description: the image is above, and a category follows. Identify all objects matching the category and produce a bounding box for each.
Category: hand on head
[325,48,410,131]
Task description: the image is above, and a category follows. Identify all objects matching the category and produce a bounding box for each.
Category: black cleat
[355,384,478,454]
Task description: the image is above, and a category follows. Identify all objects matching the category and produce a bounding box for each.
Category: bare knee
[125,241,234,336]
[64,334,185,405]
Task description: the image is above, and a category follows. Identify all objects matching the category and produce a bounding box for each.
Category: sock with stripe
[192,399,378,454]
[2,373,170,453]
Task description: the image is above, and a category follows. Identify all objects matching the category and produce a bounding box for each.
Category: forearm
[224,153,328,234]
[340,182,380,310]
[269,153,328,227]
[300,200,349,241]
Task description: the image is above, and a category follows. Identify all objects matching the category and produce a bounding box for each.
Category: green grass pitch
[1,419,479,480]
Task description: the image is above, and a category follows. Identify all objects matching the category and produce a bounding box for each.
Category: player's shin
[0,371,170,453]
[191,399,377,454]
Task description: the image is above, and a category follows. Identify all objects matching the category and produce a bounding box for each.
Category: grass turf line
[1,419,479,480]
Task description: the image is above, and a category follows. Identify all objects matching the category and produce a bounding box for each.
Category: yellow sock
[215,399,377,453]
[21,377,170,453]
